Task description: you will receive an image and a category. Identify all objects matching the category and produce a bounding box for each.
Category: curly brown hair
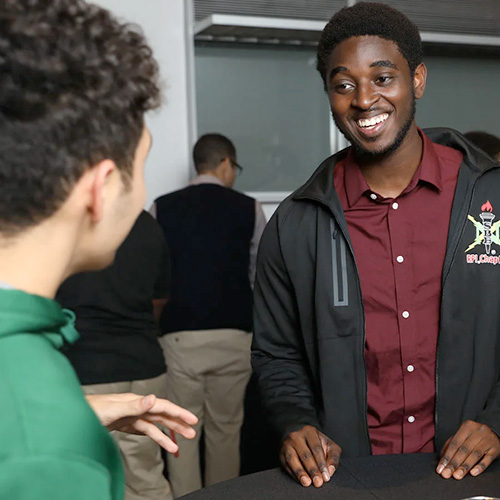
[0,0,161,234]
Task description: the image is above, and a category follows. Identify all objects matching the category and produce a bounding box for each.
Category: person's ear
[413,62,427,100]
[220,157,231,171]
[88,160,117,223]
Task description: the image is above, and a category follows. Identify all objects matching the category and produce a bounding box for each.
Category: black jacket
[252,128,500,457]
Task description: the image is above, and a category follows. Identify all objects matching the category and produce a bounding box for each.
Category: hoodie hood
[0,289,79,348]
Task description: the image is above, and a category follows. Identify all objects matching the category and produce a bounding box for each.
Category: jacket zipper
[331,213,371,453]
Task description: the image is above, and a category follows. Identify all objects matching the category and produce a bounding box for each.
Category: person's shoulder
[225,187,257,205]
[0,333,112,459]
[154,186,193,206]
[424,127,499,174]
[134,210,162,234]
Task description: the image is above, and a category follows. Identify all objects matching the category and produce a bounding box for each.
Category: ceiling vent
[194,0,500,47]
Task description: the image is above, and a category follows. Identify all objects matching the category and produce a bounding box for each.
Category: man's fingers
[440,434,479,479]
[437,421,500,479]
[450,438,485,479]
[322,435,341,477]
[306,433,331,483]
[140,394,156,412]
[436,423,471,475]
[470,449,497,477]
[281,447,312,487]
[296,440,326,487]
[133,419,179,454]
[146,397,199,426]
[146,414,197,439]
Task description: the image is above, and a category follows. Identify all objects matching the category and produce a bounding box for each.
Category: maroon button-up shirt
[333,131,463,454]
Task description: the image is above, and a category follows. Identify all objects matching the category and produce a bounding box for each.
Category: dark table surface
[180,453,500,500]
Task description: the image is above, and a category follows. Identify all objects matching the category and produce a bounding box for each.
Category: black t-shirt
[57,211,170,384]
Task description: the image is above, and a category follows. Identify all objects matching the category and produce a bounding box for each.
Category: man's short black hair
[464,131,500,160]
[193,134,236,173]
[0,0,161,235]
[317,2,423,90]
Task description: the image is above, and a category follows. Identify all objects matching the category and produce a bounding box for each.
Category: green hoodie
[0,289,124,499]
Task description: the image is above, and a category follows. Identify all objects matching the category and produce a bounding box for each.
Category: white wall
[92,0,194,208]
[92,0,281,221]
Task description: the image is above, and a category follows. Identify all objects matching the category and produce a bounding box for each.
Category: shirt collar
[190,174,225,187]
[343,128,443,208]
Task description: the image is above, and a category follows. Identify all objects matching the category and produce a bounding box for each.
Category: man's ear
[88,160,117,223]
[413,62,427,100]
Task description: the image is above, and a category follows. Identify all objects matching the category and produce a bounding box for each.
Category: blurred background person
[464,131,500,161]
[150,133,266,497]
[57,210,172,500]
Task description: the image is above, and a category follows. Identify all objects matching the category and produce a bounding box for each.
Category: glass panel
[195,43,331,192]
[417,53,500,138]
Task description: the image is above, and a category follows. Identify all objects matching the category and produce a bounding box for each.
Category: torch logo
[465,201,500,265]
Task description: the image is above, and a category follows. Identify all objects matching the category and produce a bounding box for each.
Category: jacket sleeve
[0,456,116,500]
[477,376,500,437]
[252,208,321,441]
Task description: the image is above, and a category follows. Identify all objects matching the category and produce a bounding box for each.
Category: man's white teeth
[357,113,389,128]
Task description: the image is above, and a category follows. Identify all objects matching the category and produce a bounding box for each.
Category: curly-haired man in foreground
[0,1,197,498]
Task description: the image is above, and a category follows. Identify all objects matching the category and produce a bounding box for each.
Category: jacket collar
[293,127,499,214]
[190,174,225,187]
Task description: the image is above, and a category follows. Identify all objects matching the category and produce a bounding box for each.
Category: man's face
[228,157,239,188]
[113,127,150,233]
[109,127,150,243]
[84,126,150,270]
[326,36,426,158]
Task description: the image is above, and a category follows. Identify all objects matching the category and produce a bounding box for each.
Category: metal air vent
[194,0,500,47]
[194,0,346,22]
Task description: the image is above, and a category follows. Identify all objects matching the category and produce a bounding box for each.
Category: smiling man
[252,1,500,489]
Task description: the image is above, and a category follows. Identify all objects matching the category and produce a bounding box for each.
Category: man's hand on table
[281,425,341,488]
[436,420,500,480]
[86,393,198,454]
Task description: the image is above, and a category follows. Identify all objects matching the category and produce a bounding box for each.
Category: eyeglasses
[219,158,243,176]
[220,158,243,176]
[232,160,243,176]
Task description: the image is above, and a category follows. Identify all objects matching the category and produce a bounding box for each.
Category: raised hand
[86,393,198,454]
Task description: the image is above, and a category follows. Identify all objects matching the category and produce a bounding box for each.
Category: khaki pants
[84,374,173,500]
[160,329,252,498]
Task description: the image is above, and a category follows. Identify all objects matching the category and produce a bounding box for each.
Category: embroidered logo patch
[465,200,500,265]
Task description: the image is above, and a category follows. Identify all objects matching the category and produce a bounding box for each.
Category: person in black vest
[151,133,266,498]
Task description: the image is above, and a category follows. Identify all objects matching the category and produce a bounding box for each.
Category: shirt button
[392,202,399,210]
[396,255,404,263]
[402,311,410,319]
[370,193,377,200]
[407,364,415,372]
[408,416,416,423]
